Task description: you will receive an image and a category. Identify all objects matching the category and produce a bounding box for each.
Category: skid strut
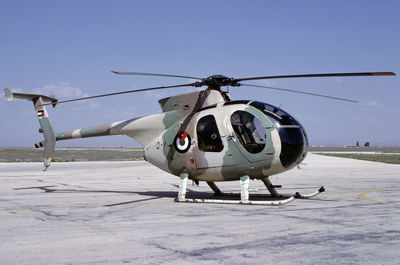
[261,177,281,197]
[175,174,301,206]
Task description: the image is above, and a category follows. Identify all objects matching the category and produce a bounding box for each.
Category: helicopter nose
[279,126,308,169]
[246,101,309,170]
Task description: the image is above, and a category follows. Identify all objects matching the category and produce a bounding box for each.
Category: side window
[231,111,266,154]
[197,115,224,152]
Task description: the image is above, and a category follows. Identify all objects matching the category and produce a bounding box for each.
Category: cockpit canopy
[224,100,308,168]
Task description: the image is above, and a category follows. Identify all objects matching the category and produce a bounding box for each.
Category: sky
[0,0,399,147]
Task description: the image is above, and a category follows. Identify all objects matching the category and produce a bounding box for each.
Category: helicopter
[4,71,395,205]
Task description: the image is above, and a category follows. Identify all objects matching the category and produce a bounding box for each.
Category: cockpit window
[230,111,266,154]
[250,101,307,168]
[197,115,224,152]
[250,102,299,126]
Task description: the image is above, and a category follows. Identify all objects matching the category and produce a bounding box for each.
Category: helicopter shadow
[15,185,230,206]
[15,185,295,206]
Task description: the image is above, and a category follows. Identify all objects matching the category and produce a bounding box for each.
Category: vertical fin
[33,97,56,170]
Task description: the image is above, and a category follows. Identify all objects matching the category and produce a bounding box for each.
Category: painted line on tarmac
[324,189,400,205]
[325,190,375,195]
[357,189,400,206]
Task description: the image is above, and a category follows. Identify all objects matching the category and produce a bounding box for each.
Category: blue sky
[1,1,399,147]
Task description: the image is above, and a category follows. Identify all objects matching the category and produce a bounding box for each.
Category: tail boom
[56,121,126,141]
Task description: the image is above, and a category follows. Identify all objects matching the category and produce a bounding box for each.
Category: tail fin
[4,88,58,170]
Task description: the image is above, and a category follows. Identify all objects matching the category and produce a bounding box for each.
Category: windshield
[249,101,308,168]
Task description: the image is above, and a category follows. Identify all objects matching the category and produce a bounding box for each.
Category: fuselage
[53,89,308,181]
[144,99,308,181]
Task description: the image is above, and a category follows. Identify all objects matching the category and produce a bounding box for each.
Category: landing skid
[295,187,325,199]
[175,173,324,206]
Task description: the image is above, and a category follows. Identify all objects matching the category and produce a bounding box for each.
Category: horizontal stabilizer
[4,88,58,107]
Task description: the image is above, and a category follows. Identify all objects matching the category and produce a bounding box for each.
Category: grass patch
[310,146,400,153]
[316,153,400,165]
[0,148,144,162]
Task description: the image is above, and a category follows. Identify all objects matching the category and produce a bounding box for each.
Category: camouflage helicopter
[4,71,395,205]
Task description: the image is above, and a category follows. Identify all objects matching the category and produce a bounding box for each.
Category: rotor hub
[194,75,240,89]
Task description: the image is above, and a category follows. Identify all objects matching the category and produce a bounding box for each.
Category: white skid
[176,196,295,206]
[294,187,325,199]
[176,173,297,206]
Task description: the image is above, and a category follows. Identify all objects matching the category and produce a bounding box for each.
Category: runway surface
[0,154,399,264]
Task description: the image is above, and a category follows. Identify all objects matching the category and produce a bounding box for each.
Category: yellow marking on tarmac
[313,189,400,205]
[357,189,400,206]
[325,190,374,195]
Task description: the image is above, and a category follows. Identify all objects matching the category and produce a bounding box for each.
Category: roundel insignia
[174,131,191,153]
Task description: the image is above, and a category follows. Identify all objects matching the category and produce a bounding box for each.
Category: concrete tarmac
[0,154,399,264]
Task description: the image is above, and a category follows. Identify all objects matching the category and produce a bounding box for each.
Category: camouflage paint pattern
[143,90,304,182]
[5,88,307,181]
[147,102,284,182]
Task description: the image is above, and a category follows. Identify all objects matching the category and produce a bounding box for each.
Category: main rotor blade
[112,71,203,80]
[240,83,357,103]
[41,83,196,106]
[235,72,395,82]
